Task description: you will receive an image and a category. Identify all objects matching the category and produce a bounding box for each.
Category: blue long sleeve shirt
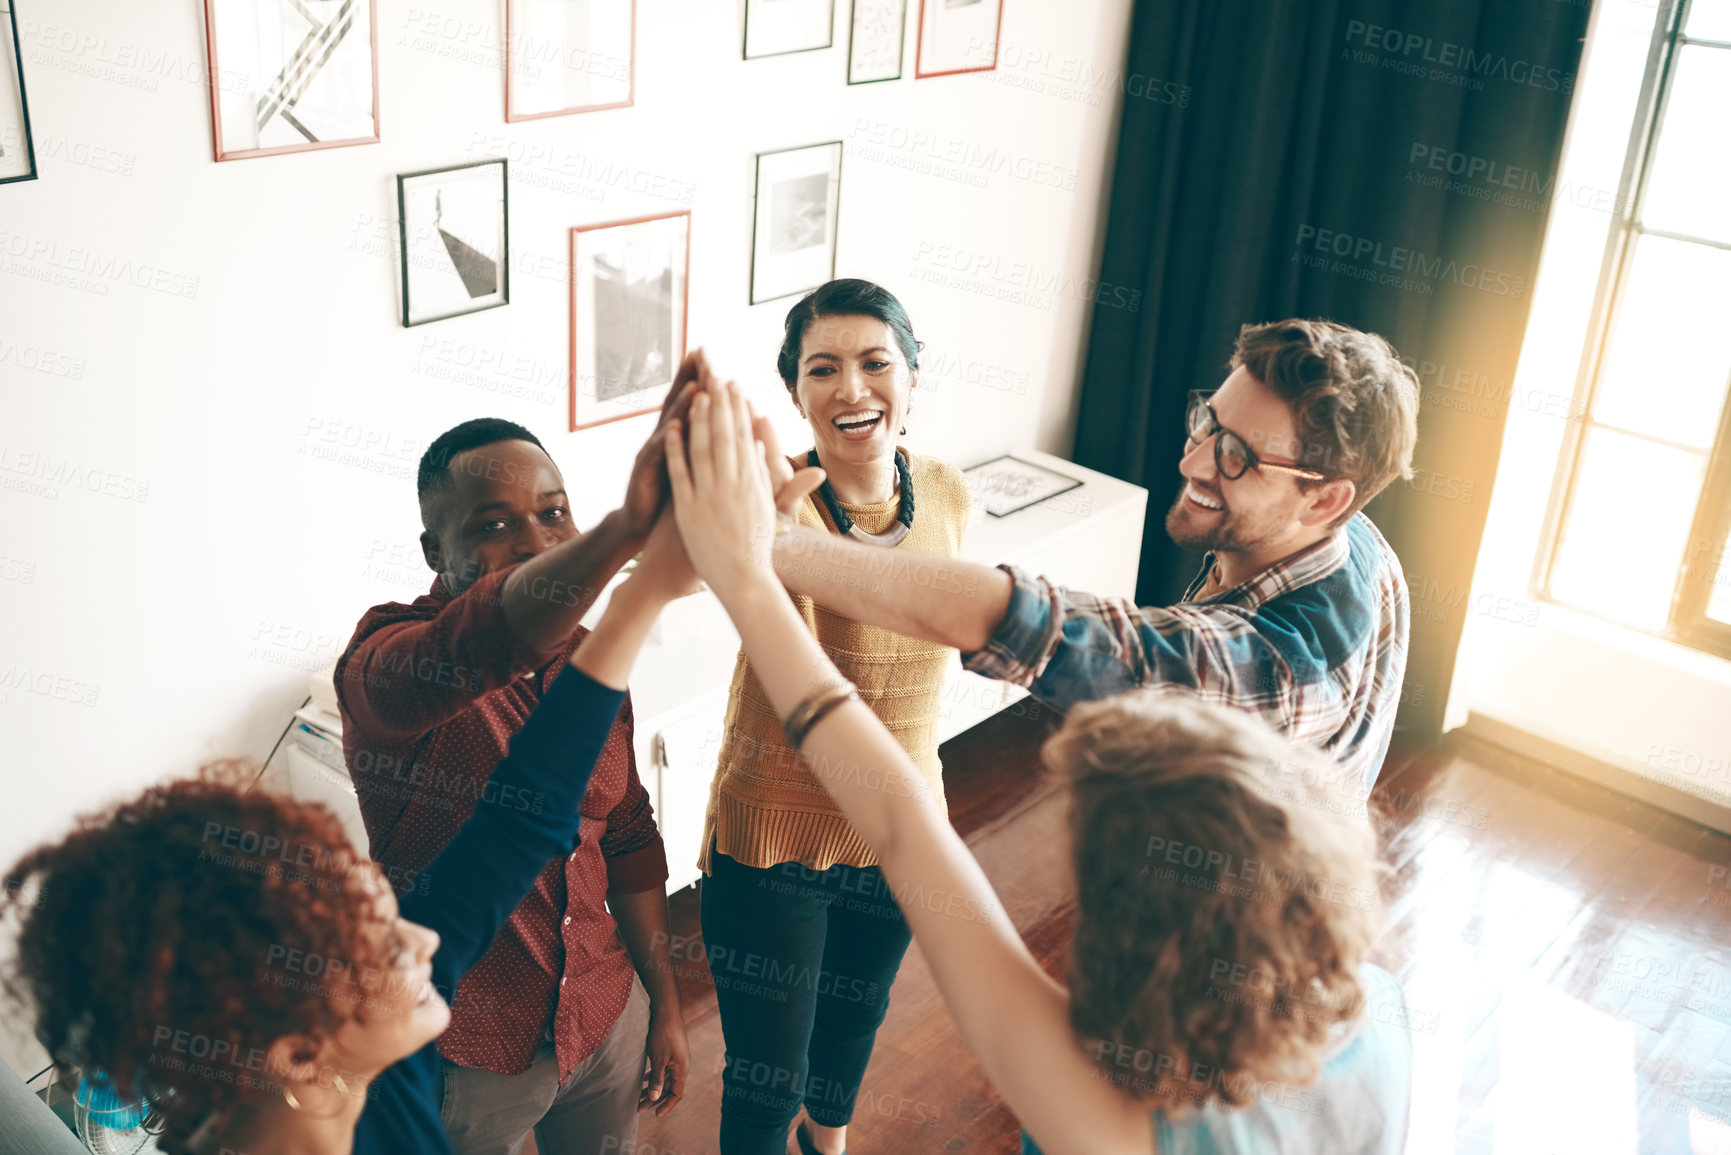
[351,666,625,1155]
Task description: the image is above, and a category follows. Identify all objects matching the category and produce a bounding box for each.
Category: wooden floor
[612,711,1731,1155]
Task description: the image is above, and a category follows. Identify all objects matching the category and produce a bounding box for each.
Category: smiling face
[1165,366,1340,558]
[264,867,447,1099]
[419,439,577,595]
[791,314,915,469]
[326,873,448,1068]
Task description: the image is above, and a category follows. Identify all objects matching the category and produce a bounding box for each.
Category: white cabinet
[632,450,1147,894]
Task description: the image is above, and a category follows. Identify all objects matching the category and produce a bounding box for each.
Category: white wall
[1447,0,1731,812]
[0,1,1134,1070]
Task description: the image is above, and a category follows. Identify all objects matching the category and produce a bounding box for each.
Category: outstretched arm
[405,513,699,991]
[668,385,1153,1155]
[752,415,1013,653]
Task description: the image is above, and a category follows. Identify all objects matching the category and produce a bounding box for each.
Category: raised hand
[750,408,827,516]
[664,381,780,599]
[629,509,701,604]
[621,349,715,538]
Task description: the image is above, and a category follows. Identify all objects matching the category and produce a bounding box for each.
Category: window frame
[1533,0,1731,660]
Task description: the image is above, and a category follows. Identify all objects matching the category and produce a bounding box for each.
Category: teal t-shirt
[1021,964,1412,1155]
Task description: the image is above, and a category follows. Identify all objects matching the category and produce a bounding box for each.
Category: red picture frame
[569,210,692,433]
[913,0,1002,79]
[201,0,382,162]
[505,0,636,123]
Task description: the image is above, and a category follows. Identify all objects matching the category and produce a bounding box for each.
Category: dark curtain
[1075,0,1591,741]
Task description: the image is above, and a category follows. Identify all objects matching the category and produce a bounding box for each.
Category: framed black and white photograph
[397,159,509,328]
[506,0,634,122]
[963,455,1083,518]
[203,0,380,161]
[743,0,834,60]
[915,0,1001,78]
[0,2,36,185]
[750,141,841,305]
[848,0,906,84]
[570,210,689,431]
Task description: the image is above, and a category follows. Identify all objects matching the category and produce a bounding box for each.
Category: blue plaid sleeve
[962,567,1297,719]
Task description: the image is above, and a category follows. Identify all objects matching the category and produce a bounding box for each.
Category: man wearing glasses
[756,318,1419,794]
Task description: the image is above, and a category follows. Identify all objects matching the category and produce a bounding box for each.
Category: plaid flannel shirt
[962,513,1410,796]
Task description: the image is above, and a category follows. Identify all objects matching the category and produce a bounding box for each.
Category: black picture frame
[1,1,38,186]
[963,454,1085,517]
[396,158,510,328]
[749,141,843,306]
[743,0,835,61]
[847,0,906,84]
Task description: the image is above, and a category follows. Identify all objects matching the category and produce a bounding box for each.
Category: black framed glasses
[1184,391,1329,482]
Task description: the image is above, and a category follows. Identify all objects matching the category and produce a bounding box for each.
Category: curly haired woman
[2,512,700,1155]
[664,378,1413,1155]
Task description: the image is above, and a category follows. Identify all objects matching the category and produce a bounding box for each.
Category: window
[1541,0,1731,657]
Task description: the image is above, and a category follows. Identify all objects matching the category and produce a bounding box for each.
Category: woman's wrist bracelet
[783,682,859,749]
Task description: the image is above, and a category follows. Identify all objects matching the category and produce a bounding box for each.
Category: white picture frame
[204,0,380,161]
[397,159,509,327]
[744,0,835,60]
[506,0,634,121]
[750,141,842,305]
[848,0,906,84]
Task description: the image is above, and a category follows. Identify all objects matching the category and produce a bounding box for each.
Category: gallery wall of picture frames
[0,0,37,184]
[11,0,1009,444]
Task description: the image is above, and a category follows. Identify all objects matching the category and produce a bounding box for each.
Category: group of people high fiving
[4,279,1420,1155]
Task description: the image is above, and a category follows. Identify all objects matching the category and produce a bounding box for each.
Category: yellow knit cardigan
[697,449,972,873]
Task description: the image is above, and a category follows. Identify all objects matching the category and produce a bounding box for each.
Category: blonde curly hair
[1046,689,1383,1112]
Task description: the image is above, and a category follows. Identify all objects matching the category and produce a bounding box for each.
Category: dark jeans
[701,849,913,1155]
